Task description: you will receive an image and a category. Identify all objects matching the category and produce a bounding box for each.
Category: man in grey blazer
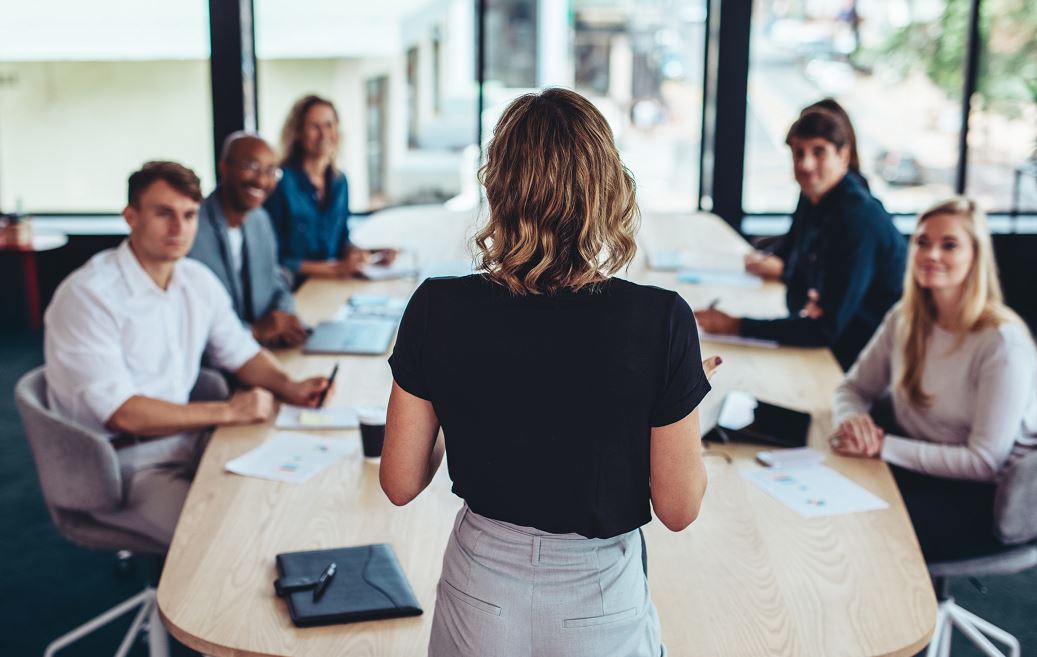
[189,133,308,347]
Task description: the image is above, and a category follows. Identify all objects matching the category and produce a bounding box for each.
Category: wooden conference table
[158,207,936,657]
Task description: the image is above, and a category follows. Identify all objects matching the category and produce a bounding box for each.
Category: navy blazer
[188,191,295,324]
[740,172,907,370]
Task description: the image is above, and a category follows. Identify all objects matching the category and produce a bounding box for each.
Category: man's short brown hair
[127,161,203,207]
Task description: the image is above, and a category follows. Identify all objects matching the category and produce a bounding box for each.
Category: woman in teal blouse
[266,94,393,281]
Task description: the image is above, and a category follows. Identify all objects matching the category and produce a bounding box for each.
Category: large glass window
[0,0,213,213]
[744,0,962,214]
[482,0,706,213]
[966,0,1036,214]
[256,0,481,211]
[257,0,704,213]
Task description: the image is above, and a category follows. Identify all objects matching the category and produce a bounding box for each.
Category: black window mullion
[956,0,982,195]
[208,0,258,178]
[706,0,751,233]
[476,0,487,157]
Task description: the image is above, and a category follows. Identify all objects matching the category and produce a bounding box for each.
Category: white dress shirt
[44,240,261,435]
[226,225,244,279]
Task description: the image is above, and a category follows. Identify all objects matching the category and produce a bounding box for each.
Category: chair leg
[946,603,1021,657]
[114,589,154,657]
[146,593,171,657]
[43,586,169,657]
[926,604,949,657]
[937,605,953,657]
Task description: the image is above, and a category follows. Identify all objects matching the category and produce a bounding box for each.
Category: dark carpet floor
[1,326,1033,656]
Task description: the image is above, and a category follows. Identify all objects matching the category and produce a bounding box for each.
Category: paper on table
[647,250,684,271]
[717,390,757,430]
[225,432,352,484]
[275,405,359,430]
[742,465,889,518]
[678,269,763,288]
[698,331,779,349]
[648,249,747,273]
[420,260,476,280]
[332,296,408,321]
[361,262,418,281]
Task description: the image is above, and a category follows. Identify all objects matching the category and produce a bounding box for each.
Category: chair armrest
[189,368,231,403]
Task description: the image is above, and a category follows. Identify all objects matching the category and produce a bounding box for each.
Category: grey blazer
[188,191,295,323]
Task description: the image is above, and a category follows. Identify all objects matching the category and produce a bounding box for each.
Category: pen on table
[316,362,339,409]
[707,298,721,310]
[313,561,337,602]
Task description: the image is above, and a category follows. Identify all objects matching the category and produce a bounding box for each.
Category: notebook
[274,544,423,627]
[711,390,811,448]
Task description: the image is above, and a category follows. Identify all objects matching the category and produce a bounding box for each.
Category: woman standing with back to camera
[380,88,718,657]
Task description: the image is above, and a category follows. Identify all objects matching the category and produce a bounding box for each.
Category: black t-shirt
[388,275,710,538]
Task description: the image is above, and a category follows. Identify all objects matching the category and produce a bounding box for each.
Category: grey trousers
[91,431,210,548]
[429,505,666,657]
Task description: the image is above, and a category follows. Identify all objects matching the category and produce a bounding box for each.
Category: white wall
[0,60,214,212]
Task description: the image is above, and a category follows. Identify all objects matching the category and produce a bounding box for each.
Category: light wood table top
[158,209,936,657]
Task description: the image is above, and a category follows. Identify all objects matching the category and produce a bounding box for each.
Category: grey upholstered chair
[925,450,1037,657]
[14,366,229,657]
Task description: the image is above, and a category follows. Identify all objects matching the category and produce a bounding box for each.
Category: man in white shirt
[44,161,330,547]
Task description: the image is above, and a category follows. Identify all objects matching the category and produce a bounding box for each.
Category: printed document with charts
[743,465,889,518]
[225,433,351,484]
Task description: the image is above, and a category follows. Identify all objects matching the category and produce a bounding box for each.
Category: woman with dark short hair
[264,94,393,283]
[697,102,907,370]
[380,88,718,657]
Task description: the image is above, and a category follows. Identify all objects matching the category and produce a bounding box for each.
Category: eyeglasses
[232,159,283,181]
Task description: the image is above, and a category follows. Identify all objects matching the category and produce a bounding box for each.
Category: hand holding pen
[281,362,338,408]
[315,362,339,408]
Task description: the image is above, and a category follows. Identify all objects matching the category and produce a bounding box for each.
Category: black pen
[313,562,337,602]
[708,298,720,310]
[316,362,339,409]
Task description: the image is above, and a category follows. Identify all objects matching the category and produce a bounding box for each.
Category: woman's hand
[830,414,884,458]
[367,248,398,266]
[695,308,741,336]
[797,289,824,319]
[744,251,784,279]
[333,248,369,277]
[702,355,722,380]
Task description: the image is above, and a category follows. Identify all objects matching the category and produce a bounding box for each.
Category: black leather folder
[274,544,423,627]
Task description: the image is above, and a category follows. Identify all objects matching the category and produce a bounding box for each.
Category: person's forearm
[424,433,446,488]
[274,292,297,314]
[106,396,231,437]
[881,436,1001,481]
[832,383,873,426]
[298,260,337,277]
[740,316,830,346]
[235,351,294,399]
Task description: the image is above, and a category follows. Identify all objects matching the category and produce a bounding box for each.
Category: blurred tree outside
[868,0,1036,118]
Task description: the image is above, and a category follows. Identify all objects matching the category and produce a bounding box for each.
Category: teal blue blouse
[264,165,351,276]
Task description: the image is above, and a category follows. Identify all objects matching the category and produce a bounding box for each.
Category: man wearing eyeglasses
[189,132,308,348]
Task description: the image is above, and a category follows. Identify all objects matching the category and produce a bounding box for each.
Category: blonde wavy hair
[474,88,639,295]
[899,197,1022,406]
[278,94,340,169]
